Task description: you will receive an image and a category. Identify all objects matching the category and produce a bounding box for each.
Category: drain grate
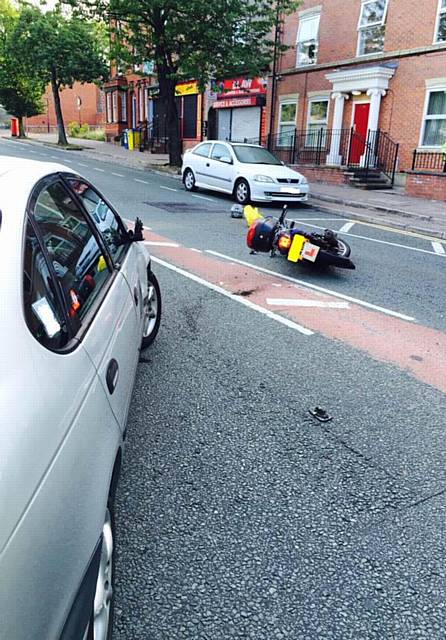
[143,201,227,213]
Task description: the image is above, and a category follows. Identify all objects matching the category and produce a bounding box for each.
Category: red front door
[350,103,370,163]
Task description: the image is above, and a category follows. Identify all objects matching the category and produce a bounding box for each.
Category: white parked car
[182,141,310,204]
[0,157,161,640]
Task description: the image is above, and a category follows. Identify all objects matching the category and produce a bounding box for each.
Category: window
[232,146,282,165]
[33,181,112,323]
[112,91,118,123]
[435,0,446,42]
[296,12,320,66]
[278,101,297,146]
[193,142,212,157]
[106,92,112,124]
[120,91,127,122]
[421,90,446,147]
[23,222,68,350]
[306,99,329,146]
[67,179,129,266]
[357,0,388,56]
[211,143,231,161]
[182,94,198,139]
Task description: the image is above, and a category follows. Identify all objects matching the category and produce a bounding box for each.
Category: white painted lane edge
[267,299,350,309]
[143,241,179,247]
[206,250,416,322]
[190,248,202,253]
[152,256,314,336]
[432,241,446,255]
[339,222,355,233]
[289,219,445,258]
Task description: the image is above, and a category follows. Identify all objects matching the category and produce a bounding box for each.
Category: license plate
[280,187,300,194]
[287,234,306,262]
[301,242,320,262]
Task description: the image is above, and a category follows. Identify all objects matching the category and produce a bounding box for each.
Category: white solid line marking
[432,241,446,255]
[206,250,416,322]
[289,219,445,258]
[339,222,355,233]
[190,248,202,253]
[267,298,350,309]
[191,194,215,202]
[143,241,179,247]
[112,172,125,177]
[160,185,178,192]
[152,256,314,336]
[134,178,148,184]
[94,167,105,172]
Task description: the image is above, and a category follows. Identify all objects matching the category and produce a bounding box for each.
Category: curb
[309,191,433,222]
[309,200,446,241]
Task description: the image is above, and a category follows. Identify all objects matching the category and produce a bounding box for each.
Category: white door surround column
[326,92,349,165]
[366,88,386,133]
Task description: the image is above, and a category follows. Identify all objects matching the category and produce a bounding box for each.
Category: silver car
[0,157,161,639]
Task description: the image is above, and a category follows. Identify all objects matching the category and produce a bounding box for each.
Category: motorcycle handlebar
[278,204,288,226]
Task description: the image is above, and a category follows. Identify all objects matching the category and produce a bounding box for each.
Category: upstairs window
[435,0,446,42]
[357,0,388,56]
[296,12,320,66]
[421,89,446,147]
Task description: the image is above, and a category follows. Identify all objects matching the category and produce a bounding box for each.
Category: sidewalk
[5,132,446,240]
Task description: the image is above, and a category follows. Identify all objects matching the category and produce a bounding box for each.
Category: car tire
[183,168,197,192]
[141,270,161,350]
[84,502,115,640]
[234,178,251,205]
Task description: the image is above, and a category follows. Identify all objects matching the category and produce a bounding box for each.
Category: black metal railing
[412,150,446,173]
[348,129,399,185]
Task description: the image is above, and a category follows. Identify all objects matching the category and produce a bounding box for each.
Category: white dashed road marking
[94,167,105,172]
[112,172,125,177]
[160,186,178,192]
[191,194,216,202]
[267,298,350,309]
[78,163,89,167]
[432,241,446,255]
[134,178,149,184]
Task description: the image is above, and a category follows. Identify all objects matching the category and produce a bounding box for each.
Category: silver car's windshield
[232,145,282,165]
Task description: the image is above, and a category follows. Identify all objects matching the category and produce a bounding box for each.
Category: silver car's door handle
[106,359,119,395]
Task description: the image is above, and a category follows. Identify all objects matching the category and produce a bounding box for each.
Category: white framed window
[435,0,446,42]
[120,91,127,122]
[278,101,297,146]
[357,0,389,56]
[306,98,329,146]
[296,12,320,66]
[420,89,446,147]
[112,91,118,123]
[106,92,112,124]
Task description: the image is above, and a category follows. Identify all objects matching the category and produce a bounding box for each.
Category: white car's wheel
[141,270,161,350]
[183,168,197,192]
[234,179,251,205]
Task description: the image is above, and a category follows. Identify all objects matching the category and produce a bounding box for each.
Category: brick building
[26,82,105,133]
[269,0,446,198]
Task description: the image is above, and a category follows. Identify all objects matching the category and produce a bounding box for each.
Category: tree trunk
[51,69,68,146]
[165,85,182,166]
[18,116,26,138]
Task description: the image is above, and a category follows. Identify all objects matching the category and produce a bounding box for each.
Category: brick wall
[405,172,446,201]
[291,165,348,185]
[27,82,105,131]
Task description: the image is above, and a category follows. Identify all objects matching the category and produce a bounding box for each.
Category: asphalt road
[2,139,446,639]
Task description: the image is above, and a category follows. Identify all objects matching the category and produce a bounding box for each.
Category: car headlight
[300,178,308,185]
[253,175,275,183]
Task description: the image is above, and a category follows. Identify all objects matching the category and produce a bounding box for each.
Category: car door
[188,141,212,187]
[206,142,236,192]
[32,176,140,432]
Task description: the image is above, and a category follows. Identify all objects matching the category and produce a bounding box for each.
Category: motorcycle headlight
[253,174,275,183]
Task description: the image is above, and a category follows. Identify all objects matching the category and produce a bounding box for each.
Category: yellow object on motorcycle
[287,234,307,262]
[243,205,264,227]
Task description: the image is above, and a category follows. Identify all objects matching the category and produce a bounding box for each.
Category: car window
[23,221,68,349]
[193,143,212,158]
[232,145,282,165]
[32,181,112,323]
[67,178,128,266]
[211,143,231,161]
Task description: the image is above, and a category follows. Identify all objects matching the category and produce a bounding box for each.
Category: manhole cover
[143,201,227,213]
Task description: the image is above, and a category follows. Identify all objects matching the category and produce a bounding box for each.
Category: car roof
[0,155,70,179]
[199,140,261,148]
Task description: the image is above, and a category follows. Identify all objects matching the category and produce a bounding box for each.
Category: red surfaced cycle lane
[142,229,446,395]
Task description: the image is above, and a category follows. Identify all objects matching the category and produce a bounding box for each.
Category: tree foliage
[11,6,108,144]
[0,1,45,136]
[65,0,300,165]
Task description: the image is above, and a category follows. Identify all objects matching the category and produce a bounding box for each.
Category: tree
[12,6,108,145]
[66,0,299,166]
[0,1,45,137]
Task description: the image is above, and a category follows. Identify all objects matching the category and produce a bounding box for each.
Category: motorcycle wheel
[336,238,351,257]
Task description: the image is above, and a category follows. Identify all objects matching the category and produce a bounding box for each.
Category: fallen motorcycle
[244,205,355,270]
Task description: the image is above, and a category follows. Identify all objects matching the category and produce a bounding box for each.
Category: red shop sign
[215,77,267,99]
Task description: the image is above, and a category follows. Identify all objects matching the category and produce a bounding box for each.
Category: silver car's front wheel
[235,179,250,205]
[141,270,162,350]
[183,168,197,191]
[84,508,114,640]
